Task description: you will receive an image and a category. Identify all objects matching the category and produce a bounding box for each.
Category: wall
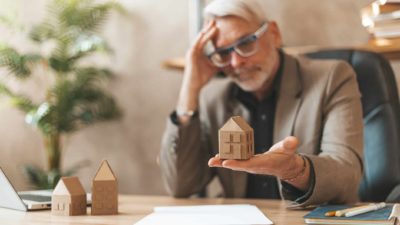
[0,0,188,195]
[0,0,398,195]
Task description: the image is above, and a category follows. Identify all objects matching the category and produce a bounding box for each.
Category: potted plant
[0,0,123,189]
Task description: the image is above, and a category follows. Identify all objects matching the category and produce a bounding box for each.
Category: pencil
[324,211,336,217]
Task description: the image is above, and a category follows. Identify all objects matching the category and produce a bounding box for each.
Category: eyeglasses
[206,23,269,68]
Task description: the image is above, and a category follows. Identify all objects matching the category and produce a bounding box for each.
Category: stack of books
[361,0,400,39]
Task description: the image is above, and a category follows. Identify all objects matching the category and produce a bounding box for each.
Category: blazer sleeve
[159,112,215,197]
[289,61,364,207]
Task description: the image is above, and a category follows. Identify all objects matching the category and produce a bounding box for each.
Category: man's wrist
[175,107,198,125]
[281,154,307,182]
[176,108,196,117]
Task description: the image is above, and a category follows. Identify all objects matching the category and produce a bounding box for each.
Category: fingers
[208,154,252,172]
[192,20,218,53]
[221,159,255,173]
[208,154,223,167]
[268,136,298,153]
[283,136,299,149]
[208,154,261,173]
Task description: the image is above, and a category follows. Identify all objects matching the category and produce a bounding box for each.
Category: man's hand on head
[176,19,219,125]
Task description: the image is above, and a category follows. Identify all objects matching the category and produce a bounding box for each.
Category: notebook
[303,204,398,225]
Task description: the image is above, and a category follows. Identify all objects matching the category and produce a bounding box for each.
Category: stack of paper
[134,204,273,225]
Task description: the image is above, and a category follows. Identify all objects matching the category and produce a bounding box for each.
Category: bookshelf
[365,38,400,60]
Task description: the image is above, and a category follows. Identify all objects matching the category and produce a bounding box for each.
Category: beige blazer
[160,52,363,207]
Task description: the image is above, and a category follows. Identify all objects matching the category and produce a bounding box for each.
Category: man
[160,0,363,207]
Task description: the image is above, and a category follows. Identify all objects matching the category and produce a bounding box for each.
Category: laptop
[0,167,91,211]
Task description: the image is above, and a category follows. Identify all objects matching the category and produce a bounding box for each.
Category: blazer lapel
[273,53,303,144]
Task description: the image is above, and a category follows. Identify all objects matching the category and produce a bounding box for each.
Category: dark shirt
[234,51,284,199]
[236,87,280,199]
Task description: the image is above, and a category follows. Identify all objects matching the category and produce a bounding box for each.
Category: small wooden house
[91,160,118,215]
[219,116,254,160]
[51,177,87,216]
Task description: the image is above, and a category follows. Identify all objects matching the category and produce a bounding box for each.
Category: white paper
[389,203,400,220]
[134,204,273,225]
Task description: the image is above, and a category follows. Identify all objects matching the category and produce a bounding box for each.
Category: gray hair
[203,0,269,25]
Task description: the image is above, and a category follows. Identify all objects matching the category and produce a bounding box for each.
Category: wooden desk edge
[0,195,310,225]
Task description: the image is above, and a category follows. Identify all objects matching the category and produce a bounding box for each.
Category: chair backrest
[305,49,400,202]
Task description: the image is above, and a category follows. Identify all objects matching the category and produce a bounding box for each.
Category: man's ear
[267,21,282,48]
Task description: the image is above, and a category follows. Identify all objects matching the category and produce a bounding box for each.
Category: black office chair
[305,49,400,202]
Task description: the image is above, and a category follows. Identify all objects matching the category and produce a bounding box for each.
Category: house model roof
[220,116,253,132]
[53,177,86,196]
[93,160,117,181]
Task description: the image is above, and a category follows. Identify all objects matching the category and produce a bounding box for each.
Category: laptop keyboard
[19,194,52,202]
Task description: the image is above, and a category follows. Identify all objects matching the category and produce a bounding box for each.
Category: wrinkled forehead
[213,16,260,48]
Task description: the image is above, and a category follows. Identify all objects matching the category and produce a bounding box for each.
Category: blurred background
[0,0,398,195]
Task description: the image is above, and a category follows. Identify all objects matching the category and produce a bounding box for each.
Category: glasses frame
[207,22,269,68]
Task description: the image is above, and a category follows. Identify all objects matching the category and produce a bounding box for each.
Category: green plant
[0,0,123,189]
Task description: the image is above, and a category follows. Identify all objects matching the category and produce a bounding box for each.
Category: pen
[335,205,372,217]
[324,205,369,217]
[344,202,386,217]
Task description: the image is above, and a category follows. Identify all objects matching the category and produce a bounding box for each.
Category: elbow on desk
[166,185,195,198]
[161,178,190,198]
[164,181,202,198]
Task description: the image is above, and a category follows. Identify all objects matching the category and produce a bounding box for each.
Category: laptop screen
[0,168,28,211]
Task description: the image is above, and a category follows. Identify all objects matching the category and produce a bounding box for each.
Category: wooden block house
[51,177,87,216]
[91,160,118,215]
[219,116,254,160]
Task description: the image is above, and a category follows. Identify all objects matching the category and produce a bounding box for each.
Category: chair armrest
[386,184,400,203]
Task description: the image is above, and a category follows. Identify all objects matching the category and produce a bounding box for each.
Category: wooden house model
[51,176,87,216]
[91,160,118,215]
[219,116,254,160]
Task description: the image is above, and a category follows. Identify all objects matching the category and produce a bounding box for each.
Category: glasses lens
[210,49,232,67]
[235,36,258,57]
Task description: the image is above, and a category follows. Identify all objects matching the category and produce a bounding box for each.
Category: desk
[0,195,309,225]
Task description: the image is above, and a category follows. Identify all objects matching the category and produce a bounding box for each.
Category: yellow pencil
[324,211,336,217]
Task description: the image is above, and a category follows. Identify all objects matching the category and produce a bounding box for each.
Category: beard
[226,66,273,92]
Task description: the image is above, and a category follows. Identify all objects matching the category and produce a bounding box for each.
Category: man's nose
[230,51,246,68]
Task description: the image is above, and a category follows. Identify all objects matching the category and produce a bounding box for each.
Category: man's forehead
[213,17,259,48]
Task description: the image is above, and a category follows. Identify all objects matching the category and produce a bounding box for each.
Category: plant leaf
[29,22,57,43]
[10,95,37,113]
[0,83,37,113]
[0,83,12,96]
[0,48,42,78]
